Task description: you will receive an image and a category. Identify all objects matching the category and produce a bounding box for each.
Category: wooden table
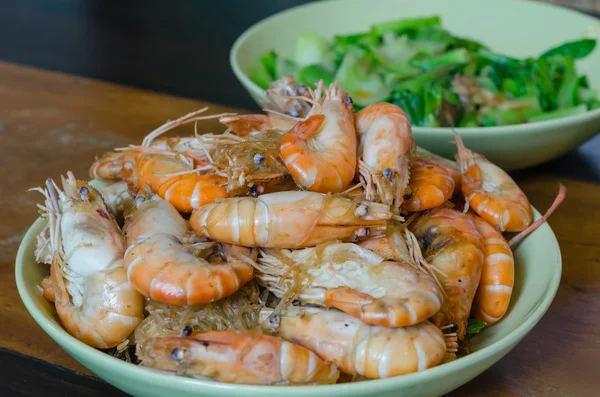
[0,60,598,396]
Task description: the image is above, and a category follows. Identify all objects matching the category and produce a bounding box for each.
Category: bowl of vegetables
[230,0,600,170]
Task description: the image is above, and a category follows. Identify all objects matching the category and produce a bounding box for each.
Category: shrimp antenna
[141,108,237,147]
[287,95,320,106]
[508,184,567,248]
[263,108,303,121]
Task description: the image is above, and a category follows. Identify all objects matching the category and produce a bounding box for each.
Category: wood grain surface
[0,61,598,396]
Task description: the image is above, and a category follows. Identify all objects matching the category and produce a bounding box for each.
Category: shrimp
[357,227,411,262]
[89,138,209,182]
[40,276,55,303]
[409,207,484,339]
[256,241,443,327]
[123,194,255,305]
[416,146,461,192]
[469,215,514,325]
[34,220,53,265]
[90,151,137,181]
[89,108,232,181]
[219,113,298,136]
[261,75,314,118]
[356,102,415,207]
[279,81,357,193]
[455,133,532,232]
[137,330,340,385]
[402,157,455,212]
[261,306,446,379]
[219,77,314,136]
[190,191,399,248]
[122,153,229,213]
[34,173,144,348]
[197,130,290,195]
[507,184,567,247]
[98,181,134,222]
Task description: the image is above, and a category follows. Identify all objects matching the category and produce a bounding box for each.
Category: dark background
[0,0,326,111]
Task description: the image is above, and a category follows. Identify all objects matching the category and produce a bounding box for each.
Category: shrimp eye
[354,204,369,217]
[298,85,308,94]
[171,347,184,361]
[253,153,265,164]
[355,228,369,238]
[383,168,393,179]
[289,110,300,118]
[345,96,353,105]
[422,227,436,250]
[182,326,193,336]
[249,185,259,197]
[79,186,89,197]
[269,315,280,327]
[403,192,413,200]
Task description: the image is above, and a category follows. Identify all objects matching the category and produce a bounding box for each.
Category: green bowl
[230,0,600,171]
[16,181,561,397]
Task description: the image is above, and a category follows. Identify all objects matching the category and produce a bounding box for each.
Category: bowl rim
[15,207,562,394]
[229,0,600,135]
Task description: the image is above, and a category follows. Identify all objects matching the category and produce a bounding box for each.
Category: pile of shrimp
[31,77,566,385]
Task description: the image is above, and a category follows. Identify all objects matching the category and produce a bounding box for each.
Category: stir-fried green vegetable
[251,16,597,127]
[466,319,486,335]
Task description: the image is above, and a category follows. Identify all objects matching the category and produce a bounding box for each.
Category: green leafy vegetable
[478,96,542,126]
[410,48,470,70]
[296,64,334,87]
[276,58,299,80]
[295,32,332,67]
[528,104,587,122]
[556,57,578,108]
[393,63,457,94]
[377,34,420,65]
[423,83,444,127]
[540,38,597,59]
[252,51,278,89]
[252,16,598,127]
[390,90,424,126]
[477,48,521,69]
[466,319,486,335]
[372,16,441,36]
[453,35,487,52]
[335,49,391,107]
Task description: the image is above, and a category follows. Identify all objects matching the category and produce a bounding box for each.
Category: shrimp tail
[508,184,566,247]
[324,287,440,327]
